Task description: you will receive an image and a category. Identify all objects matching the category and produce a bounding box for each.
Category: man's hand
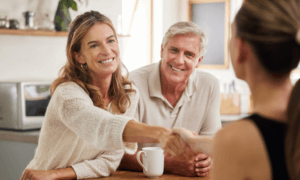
[20,169,56,180]
[194,153,211,177]
[160,131,196,161]
[164,152,211,177]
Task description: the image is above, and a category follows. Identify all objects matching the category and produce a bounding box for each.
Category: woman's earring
[81,63,87,70]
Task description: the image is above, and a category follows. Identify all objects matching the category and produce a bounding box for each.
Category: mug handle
[136,151,147,172]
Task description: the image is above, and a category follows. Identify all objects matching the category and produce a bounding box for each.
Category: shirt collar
[148,60,197,101]
[148,61,164,99]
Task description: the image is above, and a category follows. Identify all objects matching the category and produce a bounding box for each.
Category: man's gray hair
[162,21,208,57]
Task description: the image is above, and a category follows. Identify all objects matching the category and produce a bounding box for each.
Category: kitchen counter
[0,130,39,180]
[0,129,39,144]
[88,170,210,180]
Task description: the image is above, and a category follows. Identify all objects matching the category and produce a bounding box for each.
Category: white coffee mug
[136,147,164,178]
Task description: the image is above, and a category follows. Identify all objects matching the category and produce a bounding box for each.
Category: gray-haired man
[119,21,221,177]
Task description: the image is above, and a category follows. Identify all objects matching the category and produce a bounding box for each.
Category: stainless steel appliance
[0,81,52,131]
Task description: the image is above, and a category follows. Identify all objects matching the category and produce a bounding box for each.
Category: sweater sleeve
[55,83,134,151]
[71,149,124,179]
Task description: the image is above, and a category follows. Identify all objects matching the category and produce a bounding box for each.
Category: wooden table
[87,170,211,180]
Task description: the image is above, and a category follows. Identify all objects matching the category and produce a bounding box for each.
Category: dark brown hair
[50,11,135,114]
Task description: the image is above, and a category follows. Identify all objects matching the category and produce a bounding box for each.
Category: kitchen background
[0,0,300,179]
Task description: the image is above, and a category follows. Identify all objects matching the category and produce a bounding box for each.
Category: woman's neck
[92,74,112,103]
[248,75,292,122]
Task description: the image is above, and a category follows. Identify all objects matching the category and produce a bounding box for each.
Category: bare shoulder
[212,119,271,179]
[214,119,268,158]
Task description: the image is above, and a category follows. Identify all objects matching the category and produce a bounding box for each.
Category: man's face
[160,34,203,85]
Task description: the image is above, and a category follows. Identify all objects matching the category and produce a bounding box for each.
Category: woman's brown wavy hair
[50,10,135,114]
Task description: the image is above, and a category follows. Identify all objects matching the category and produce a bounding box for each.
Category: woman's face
[75,23,120,80]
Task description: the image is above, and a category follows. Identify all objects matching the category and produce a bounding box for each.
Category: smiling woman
[73,23,121,96]
[19,11,181,180]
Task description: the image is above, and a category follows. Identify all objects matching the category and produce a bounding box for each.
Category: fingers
[165,134,195,161]
[166,134,186,160]
[194,155,211,177]
[182,141,197,161]
[194,153,209,162]
[195,156,211,168]
[191,131,198,136]
[20,169,28,180]
[196,172,208,177]
[164,134,181,158]
[195,163,210,177]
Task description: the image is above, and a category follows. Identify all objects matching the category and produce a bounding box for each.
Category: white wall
[121,0,152,72]
[0,0,152,80]
[0,0,124,81]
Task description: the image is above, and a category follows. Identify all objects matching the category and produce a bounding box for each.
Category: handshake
[160,127,213,161]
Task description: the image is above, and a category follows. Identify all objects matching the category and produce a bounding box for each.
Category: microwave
[0,81,52,131]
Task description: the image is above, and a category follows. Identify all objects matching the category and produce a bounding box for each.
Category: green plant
[54,0,77,31]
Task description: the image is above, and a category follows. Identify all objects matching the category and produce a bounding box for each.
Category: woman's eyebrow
[87,35,115,45]
[107,35,115,39]
[87,41,98,45]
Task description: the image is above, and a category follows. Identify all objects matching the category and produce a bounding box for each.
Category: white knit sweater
[26,82,138,179]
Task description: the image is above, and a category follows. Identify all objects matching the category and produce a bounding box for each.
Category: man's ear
[196,56,204,68]
[160,44,164,59]
[73,52,85,64]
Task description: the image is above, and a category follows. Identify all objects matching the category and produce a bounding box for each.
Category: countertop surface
[88,170,210,180]
[0,129,39,143]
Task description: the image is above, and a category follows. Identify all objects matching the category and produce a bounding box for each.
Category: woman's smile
[98,57,115,64]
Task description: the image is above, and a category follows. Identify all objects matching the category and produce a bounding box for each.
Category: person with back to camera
[169,0,300,179]
[118,21,221,177]
[286,79,300,180]
[20,11,185,180]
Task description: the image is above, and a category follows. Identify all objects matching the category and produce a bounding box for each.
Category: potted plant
[54,0,77,31]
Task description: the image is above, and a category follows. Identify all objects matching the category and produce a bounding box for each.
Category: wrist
[158,127,170,141]
[51,167,77,180]
[50,169,59,180]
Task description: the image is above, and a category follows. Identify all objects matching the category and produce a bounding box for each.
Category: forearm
[123,120,170,143]
[52,167,76,180]
[118,153,143,171]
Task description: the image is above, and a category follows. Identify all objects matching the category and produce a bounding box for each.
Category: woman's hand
[20,167,76,180]
[171,127,213,156]
[171,127,197,145]
[20,169,56,180]
[158,128,196,161]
